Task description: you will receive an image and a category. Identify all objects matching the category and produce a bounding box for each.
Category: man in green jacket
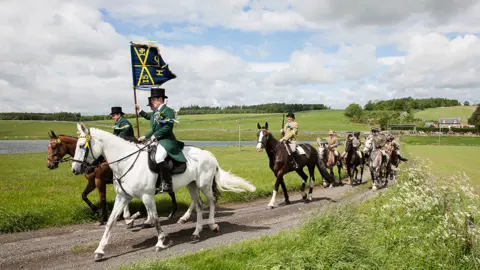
[138,88,185,193]
[110,106,134,139]
[136,97,154,121]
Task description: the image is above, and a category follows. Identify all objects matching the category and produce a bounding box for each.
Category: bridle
[72,134,102,174]
[47,138,72,166]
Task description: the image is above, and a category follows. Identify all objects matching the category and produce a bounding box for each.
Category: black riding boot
[156,161,173,193]
[291,152,299,169]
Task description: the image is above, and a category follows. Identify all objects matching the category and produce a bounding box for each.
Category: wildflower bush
[130,159,480,270]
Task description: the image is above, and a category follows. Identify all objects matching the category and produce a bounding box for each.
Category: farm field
[0,110,369,140]
[0,145,345,234]
[401,135,480,146]
[414,105,476,123]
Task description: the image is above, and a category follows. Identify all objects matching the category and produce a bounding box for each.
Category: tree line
[178,103,329,115]
[363,97,460,111]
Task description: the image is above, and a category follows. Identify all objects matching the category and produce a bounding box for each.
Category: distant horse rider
[386,134,408,162]
[368,128,388,160]
[279,111,299,169]
[138,88,186,193]
[110,106,134,139]
[327,130,340,165]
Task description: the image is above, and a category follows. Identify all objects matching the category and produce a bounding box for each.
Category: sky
[0,0,479,115]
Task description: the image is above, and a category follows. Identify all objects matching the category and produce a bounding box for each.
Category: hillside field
[414,106,476,123]
[0,110,369,141]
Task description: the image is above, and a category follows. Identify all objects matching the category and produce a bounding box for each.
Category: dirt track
[0,177,384,270]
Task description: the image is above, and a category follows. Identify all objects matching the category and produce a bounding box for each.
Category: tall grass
[128,159,480,270]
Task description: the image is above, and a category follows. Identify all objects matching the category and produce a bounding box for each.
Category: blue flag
[130,42,177,89]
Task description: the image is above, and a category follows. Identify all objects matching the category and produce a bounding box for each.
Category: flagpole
[130,42,141,138]
[132,87,141,137]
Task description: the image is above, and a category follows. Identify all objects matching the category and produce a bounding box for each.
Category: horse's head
[71,123,103,175]
[316,138,327,156]
[46,130,65,169]
[345,137,353,153]
[363,135,373,153]
[256,122,269,152]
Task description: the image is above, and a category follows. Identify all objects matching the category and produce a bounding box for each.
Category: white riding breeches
[155,143,168,163]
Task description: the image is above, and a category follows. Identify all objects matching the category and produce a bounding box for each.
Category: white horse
[71,123,256,261]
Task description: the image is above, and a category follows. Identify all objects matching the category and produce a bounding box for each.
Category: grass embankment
[126,160,480,270]
[401,135,480,146]
[0,110,369,140]
[0,145,341,234]
[414,106,476,123]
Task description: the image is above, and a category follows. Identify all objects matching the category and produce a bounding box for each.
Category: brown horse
[256,122,335,209]
[46,130,178,224]
[316,138,342,186]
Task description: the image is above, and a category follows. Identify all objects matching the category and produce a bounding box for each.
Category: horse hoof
[168,213,175,220]
[285,200,291,205]
[96,221,105,226]
[142,223,154,229]
[267,205,275,210]
[177,219,187,224]
[191,234,200,241]
[302,194,307,201]
[126,221,134,229]
[94,253,104,262]
[211,224,220,233]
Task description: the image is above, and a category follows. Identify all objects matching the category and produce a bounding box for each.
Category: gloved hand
[138,136,146,142]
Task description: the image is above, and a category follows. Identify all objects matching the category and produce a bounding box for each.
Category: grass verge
[125,159,480,270]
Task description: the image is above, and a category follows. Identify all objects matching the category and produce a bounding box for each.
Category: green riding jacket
[143,105,186,163]
[113,117,134,139]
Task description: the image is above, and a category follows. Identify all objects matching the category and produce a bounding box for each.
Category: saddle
[147,141,187,175]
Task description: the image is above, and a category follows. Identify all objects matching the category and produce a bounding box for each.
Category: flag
[130,42,177,89]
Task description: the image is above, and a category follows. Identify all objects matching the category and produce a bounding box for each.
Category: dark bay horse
[344,138,365,185]
[256,122,335,209]
[46,130,178,224]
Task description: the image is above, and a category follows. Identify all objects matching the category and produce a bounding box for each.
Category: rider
[341,132,363,164]
[138,88,186,193]
[327,130,340,165]
[369,128,388,159]
[340,133,353,163]
[110,106,134,139]
[386,134,408,162]
[136,97,155,120]
[279,111,299,169]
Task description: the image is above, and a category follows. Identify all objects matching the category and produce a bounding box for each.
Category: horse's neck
[265,134,280,160]
[60,136,78,156]
[93,130,138,170]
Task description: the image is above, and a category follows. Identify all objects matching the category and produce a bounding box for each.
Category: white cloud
[1,0,480,115]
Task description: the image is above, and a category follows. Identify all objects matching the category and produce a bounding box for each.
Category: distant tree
[468,106,480,129]
[464,101,470,106]
[344,103,363,121]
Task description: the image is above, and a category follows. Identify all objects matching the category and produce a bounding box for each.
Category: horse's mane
[89,128,143,146]
[56,134,77,139]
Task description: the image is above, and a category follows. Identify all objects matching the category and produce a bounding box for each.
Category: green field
[415,106,476,123]
[0,110,369,140]
[0,145,341,234]
[401,135,480,146]
[405,145,480,186]
[127,161,480,270]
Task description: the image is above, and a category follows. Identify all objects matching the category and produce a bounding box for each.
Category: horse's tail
[215,166,256,193]
[316,155,335,184]
[204,151,256,193]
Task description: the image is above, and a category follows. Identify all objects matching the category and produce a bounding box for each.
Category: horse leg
[200,184,219,232]
[93,195,131,261]
[267,173,283,209]
[338,165,342,183]
[167,191,177,220]
[279,178,290,205]
[141,193,170,251]
[82,174,98,214]
[296,169,308,201]
[178,201,195,224]
[306,165,315,202]
[95,176,108,225]
[186,182,204,240]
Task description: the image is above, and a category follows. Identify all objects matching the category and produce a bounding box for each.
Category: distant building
[388,124,416,130]
[424,121,436,128]
[439,118,461,129]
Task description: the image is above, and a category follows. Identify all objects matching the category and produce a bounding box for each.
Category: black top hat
[110,106,124,115]
[286,111,295,118]
[150,88,168,99]
[146,97,152,107]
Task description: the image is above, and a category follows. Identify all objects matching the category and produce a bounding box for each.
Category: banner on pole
[130,42,177,89]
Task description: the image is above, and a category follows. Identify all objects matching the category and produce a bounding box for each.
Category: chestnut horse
[46,130,178,224]
[256,122,335,209]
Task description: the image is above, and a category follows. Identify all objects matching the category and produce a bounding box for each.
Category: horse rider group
[109,88,185,194]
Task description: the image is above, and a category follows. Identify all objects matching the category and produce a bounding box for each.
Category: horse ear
[265,122,268,130]
[77,123,88,134]
[48,131,52,138]
[316,137,322,146]
[51,130,57,138]
[257,123,261,130]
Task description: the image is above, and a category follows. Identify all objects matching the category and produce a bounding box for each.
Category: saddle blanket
[296,145,306,155]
